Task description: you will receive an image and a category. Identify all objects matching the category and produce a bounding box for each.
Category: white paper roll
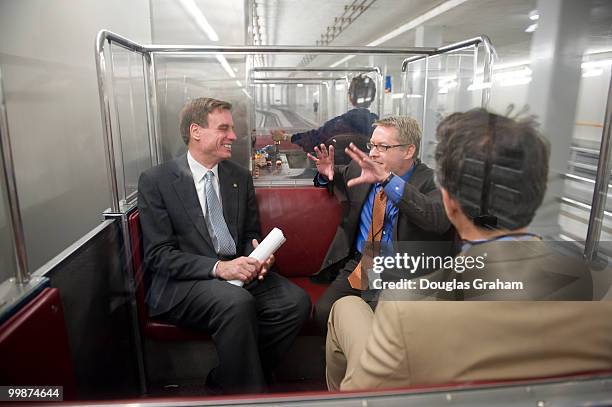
[227,227,286,287]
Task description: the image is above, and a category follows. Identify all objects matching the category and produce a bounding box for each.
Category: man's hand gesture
[307,144,335,181]
[345,143,389,188]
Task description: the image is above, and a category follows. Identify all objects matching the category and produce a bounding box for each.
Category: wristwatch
[381,172,395,187]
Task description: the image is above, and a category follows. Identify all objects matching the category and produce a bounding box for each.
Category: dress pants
[313,259,377,334]
[326,296,374,390]
[157,272,311,394]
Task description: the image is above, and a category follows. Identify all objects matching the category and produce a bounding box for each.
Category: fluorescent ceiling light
[529,10,539,20]
[467,81,492,91]
[330,55,354,68]
[581,59,612,69]
[235,80,243,87]
[582,68,604,78]
[178,0,219,41]
[390,93,423,99]
[242,89,252,98]
[525,23,538,33]
[500,77,532,87]
[296,83,304,87]
[438,87,449,94]
[368,0,469,47]
[216,55,236,78]
[494,67,532,80]
[330,0,469,67]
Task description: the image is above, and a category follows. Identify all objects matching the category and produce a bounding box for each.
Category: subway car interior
[2,0,612,405]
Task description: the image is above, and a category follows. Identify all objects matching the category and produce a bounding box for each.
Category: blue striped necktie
[204,171,236,256]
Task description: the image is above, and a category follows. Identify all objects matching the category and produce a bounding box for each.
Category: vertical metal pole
[0,68,29,284]
[585,71,612,261]
[420,57,429,162]
[143,51,161,166]
[95,32,121,213]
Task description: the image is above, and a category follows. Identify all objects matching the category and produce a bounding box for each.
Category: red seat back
[255,187,342,277]
[0,288,77,399]
[128,210,147,330]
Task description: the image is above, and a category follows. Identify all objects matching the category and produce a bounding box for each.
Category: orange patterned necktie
[348,188,387,290]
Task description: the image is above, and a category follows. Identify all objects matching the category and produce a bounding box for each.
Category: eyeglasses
[366,142,410,152]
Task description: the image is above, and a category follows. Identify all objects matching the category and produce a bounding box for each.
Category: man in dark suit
[307,116,453,332]
[138,97,310,394]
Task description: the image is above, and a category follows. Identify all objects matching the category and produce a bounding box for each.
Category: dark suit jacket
[316,160,454,276]
[138,154,260,316]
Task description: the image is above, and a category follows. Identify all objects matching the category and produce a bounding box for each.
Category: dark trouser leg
[248,272,311,375]
[313,259,363,335]
[159,279,266,394]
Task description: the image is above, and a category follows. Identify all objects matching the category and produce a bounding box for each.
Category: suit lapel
[171,155,215,250]
[219,162,239,243]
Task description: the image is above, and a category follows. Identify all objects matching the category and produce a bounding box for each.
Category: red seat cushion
[255,187,342,278]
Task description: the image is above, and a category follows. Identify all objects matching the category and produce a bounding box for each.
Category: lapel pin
[233,183,238,188]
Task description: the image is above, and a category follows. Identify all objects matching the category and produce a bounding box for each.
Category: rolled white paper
[228,227,286,287]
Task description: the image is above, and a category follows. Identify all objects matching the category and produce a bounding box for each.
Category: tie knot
[204,170,214,182]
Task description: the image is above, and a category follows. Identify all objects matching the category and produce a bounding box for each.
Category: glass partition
[0,68,18,286]
[153,53,251,168]
[560,58,612,244]
[96,33,495,197]
[0,154,17,286]
[403,45,482,166]
[108,43,153,208]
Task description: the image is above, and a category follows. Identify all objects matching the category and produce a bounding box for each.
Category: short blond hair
[374,116,422,157]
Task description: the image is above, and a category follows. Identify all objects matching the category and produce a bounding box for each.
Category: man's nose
[227,129,237,140]
[369,148,378,159]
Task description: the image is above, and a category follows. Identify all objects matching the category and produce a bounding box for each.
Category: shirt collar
[187,151,219,183]
[375,161,415,189]
[397,161,416,182]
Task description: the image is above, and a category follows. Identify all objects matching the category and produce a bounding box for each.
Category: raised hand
[345,143,389,188]
[307,144,335,181]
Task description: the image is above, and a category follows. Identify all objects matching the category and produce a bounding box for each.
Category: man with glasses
[308,116,453,333]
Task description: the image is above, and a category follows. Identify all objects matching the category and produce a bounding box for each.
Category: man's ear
[404,144,416,160]
[190,123,200,141]
[440,187,459,219]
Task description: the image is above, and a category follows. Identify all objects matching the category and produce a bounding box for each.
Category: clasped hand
[215,239,275,283]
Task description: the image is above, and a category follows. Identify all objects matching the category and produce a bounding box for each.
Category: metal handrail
[585,70,612,261]
[401,35,497,71]
[251,66,382,74]
[0,68,29,284]
[253,77,346,82]
[401,35,496,109]
[146,44,437,55]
